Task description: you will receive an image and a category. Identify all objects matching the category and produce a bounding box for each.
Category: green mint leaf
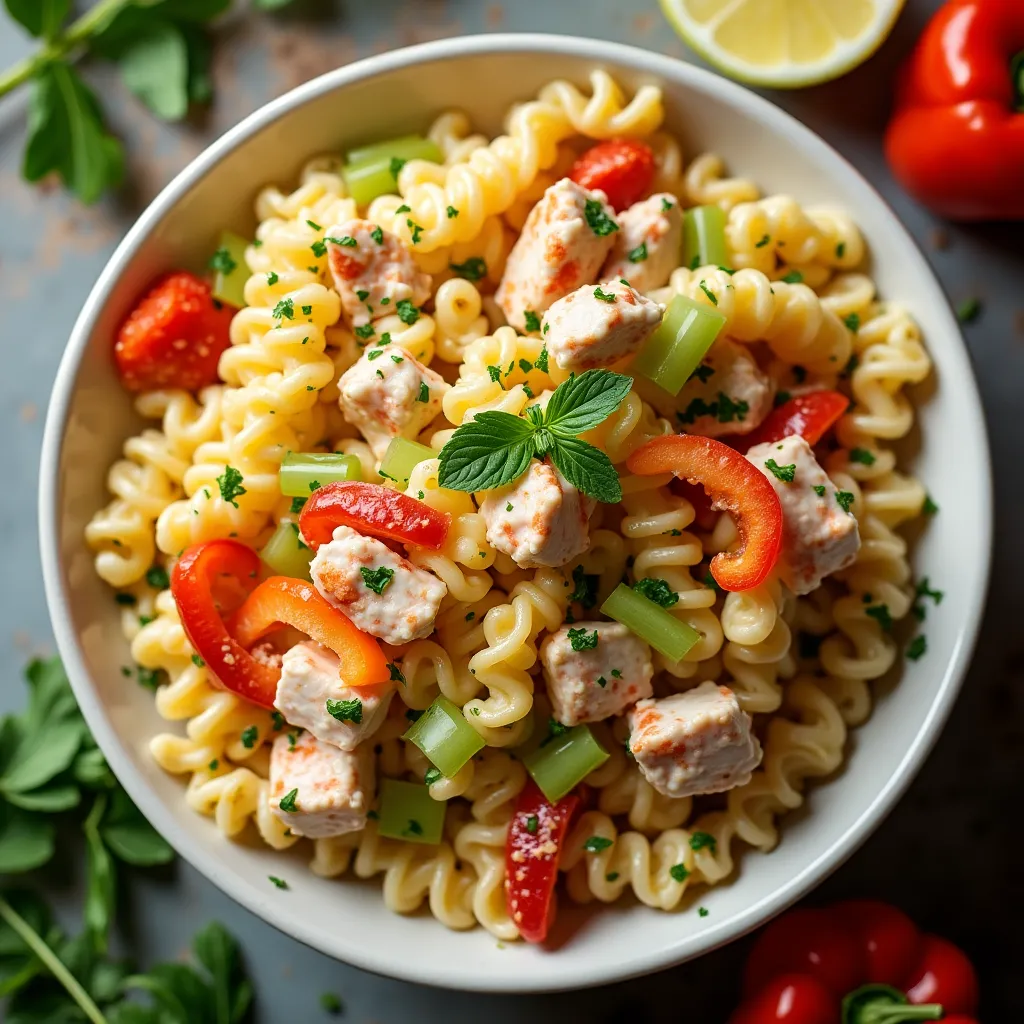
[99,788,174,866]
[4,0,70,39]
[543,369,632,436]
[113,21,190,121]
[192,920,254,1024]
[547,435,622,504]
[22,64,124,205]
[83,795,116,950]
[0,804,55,872]
[438,411,537,493]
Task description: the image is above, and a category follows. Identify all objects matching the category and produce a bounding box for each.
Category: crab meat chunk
[602,193,684,294]
[337,342,447,460]
[311,524,446,644]
[496,178,618,331]
[540,621,653,726]
[326,219,431,328]
[274,640,395,751]
[671,337,774,437]
[269,730,375,838]
[746,434,861,595]
[479,458,595,569]
[628,682,762,799]
[542,278,662,371]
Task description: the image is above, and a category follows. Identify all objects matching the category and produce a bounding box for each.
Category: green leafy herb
[272,297,294,320]
[866,604,893,632]
[915,577,944,605]
[836,241,846,259]
[396,299,420,325]
[567,627,599,652]
[320,992,344,1014]
[417,381,430,403]
[290,496,307,514]
[583,835,613,853]
[922,494,939,515]
[606,871,620,881]
[268,875,288,889]
[849,447,876,466]
[689,831,716,853]
[390,156,406,179]
[487,364,503,384]
[360,566,394,596]
[669,863,689,882]
[145,565,169,590]
[813,484,827,497]
[310,239,327,258]
[755,234,771,247]
[774,390,792,407]
[698,906,709,917]
[278,788,298,812]
[835,490,855,513]
[424,767,442,786]
[584,198,618,237]
[781,269,804,284]
[449,256,487,281]
[627,241,648,263]
[240,725,258,749]
[209,247,237,275]
[956,297,981,323]
[698,280,718,305]
[388,662,406,685]
[906,635,927,661]
[844,312,861,333]
[446,205,459,219]
[764,458,796,483]
[216,466,246,508]
[632,577,678,608]
[525,814,539,834]
[594,286,616,303]
[407,220,424,245]
[523,310,542,334]
[370,224,384,244]
[569,565,599,609]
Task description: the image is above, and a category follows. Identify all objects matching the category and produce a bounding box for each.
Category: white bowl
[40,34,992,993]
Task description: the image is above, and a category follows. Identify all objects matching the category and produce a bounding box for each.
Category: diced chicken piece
[746,434,861,595]
[274,640,395,751]
[311,524,447,644]
[496,178,618,331]
[269,730,375,838]
[479,458,595,569]
[326,219,431,328]
[542,279,662,371]
[337,341,447,459]
[602,193,684,294]
[672,338,774,437]
[540,621,653,727]
[628,682,762,799]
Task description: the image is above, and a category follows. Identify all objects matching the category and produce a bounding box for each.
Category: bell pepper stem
[1013,50,1024,113]
[842,984,944,1024]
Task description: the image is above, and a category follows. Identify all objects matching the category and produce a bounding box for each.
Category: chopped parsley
[446,205,459,219]
[217,466,246,507]
[290,496,307,514]
[114,593,136,606]
[632,577,678,608]
[764,458,796,483]
[396,299,420,324]
[534,344,549,371]
[755,234,771,248]
[842,353,860,378]
[389,156,406,179]
[906,635,927,661]
[584,198,618,237]
[391,354,404,364]
[370,225,384,244]
[915,577,944,605]
[395,204,411,214]
[781,270,804,284]
[691,363,715,384]
[836,241,846,259]
[813,485,827,498]
[417,381,430,403]
[505,502,514,512]
[407,220,424,245]
[704,571,722,593]
[449,256,487,281]
[866,604,893,632]
[360,566,395,595]
[310,239,327,258]
[525,815,539,834]
[192,654,205,667]
[923,494,939,515]
[541,717,569,747]
[661,197,674,212]
[272,297,294,320]
[240,725,258,749]
[388,662,406,685]
[208,247,237,275]
[583,836,613,853]
[136,667,160,690]
[569,564,599,609]
[774,390,792,407]
[850,447,876,466]
[270,710,285,731]
[319,993,343,1015]
[523,310,542,333]
[208,759,219,771]
[596,676,607,688]
[146,565,170,590]
[326,697,363,724]
[594,286,616,303]
[606,871,620,882]
[405,709,424,723]
[669,863,689,882]
[835,490,855,513]
[676,393,749,426]
[354,324,376,341]
[567,627,599,652]
[404,819,424,837]
[698,907,709,918]
[518,358,533,374]
[844,312,860,333]
[465,611,475,622]
[424,767,442,785]
[356,289,369,300]
[487,365,503,384]
[278,788,298,812]
[627,241,648,263]
[698,280,718,305]
[956,297,981,323]
[689,831,716,853]
[301,304,312,316]
[268,875,288,890]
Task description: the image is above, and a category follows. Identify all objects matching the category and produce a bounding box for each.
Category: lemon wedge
[660,0,906,88]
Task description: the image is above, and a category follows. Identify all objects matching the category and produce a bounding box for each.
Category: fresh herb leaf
[437,411,536,493]
[844,312,860,333]
[689,831,716,853]
[583,835,612,853]
[449,257,486,281]
[849,447,876,466]
[278,788,298,812]
[669,863,689,882]
[569,565,599,609]
[326,698,363,725]
[866,604,893,631]
[544,370,633,436]
[396,299,420,324]
[216,466,246,508]
[764,458,796,483]
[359,566,394,596]
[922,494,939,515]
[584,199,618,236]
[906,635,927,660]
[525,814,538,834]
[632,577,678,608]
[523,310,542,333]
[593,286,616,303]
[835,490,855,513]
[956,297,981,323]
[627,241,648,263]
[813,484,827,497]
[698,280,717,305]
[781,270,804,284]
[145,565,170,590]
[389,156,406,179]
[208,247,237,276]
[547,434,622,504]
[567,627,598,652]
[240,725,258,749]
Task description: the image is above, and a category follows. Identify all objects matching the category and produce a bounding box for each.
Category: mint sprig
[438,370,631,503]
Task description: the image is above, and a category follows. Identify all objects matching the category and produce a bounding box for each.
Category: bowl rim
[40,32,993,992]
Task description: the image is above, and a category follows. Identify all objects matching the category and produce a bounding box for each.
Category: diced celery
[376,778,446,845]
[279,452,361,497]
[682,205,727,269]
[211,230,250,308]
[601,583,700,662]
[633,294,725,396]
[523,725,609,804]
[346,134,443,168]
[342,136,442,207]
[260,522,313,581]
[379,436,435,486]
[404,696,485,778]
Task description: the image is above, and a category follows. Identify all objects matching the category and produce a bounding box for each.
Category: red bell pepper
[171,540,390,709]
[114,271,235,392]
[627,434,783,592]
[568,139,655,212]
[885,0,1024,221]
[299,482,450,551]
[741,391,850,453]
[505,780,580,943]
[731,900,979,1024]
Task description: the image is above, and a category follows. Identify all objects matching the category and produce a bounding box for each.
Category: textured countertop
[1,1,1020,1019]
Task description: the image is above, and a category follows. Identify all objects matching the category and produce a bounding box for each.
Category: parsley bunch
[0,0,299,204]
[438,369,632,504]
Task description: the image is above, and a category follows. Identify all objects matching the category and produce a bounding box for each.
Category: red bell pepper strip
[568,139,655,212]
[228,575,391,690]
[730,900,980,1024]
[114,271,235,392]
[299,482,450,551]
[627,434,782,592]
[740,391,849,453]
[170,540,280,708]
[505,780,580,943]
[884,0,1024,221]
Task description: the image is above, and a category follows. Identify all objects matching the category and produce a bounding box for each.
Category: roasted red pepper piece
[505,780,579,943]
[300,482,450,551]
[885,0,1024,220]
[114,271,235,392]
[627,434,782,592]
[568,139,655,211]
[740,391,849,453]
[731,900,979,1024]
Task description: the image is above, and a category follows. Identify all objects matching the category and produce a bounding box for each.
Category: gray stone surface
[1,1,1020,1019]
